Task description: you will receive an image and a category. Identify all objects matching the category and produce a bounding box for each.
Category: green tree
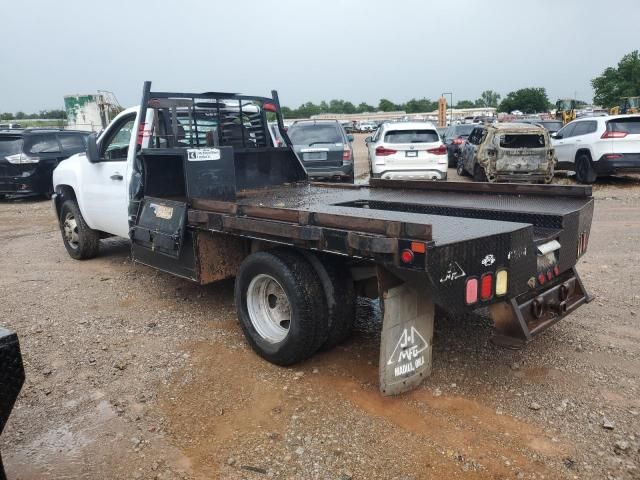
[281,106,294,118]
[498,88,550,113]
[378,98,398,112]
[404,98,437,113]
[342,101,356,114]
[455,100,475,109]
[319,101,329,113]
[592,50,640,108]
[296,102,321,118]
[356,102,375,113]
[475,90,501,108]
[14,111,26,120]
[0,112,15,120]
[328,99,345,113]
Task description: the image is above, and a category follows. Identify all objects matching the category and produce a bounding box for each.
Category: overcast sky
[1,0,638,112]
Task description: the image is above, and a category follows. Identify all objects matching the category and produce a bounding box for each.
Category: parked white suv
[551,114,640,183]
[365,122,448,180]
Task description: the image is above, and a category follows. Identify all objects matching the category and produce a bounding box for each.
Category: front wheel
[235,249,329,365]
[59,200,100,260]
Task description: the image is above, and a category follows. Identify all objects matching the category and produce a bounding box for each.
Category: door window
[101,116,135,161]
[24,135,61,154]
[572,121,597,136]
[557,123,576,139]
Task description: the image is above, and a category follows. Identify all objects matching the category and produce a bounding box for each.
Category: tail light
[4,153,40,164]
[480,273,493,301]
[427,145,447,155]
[604,154,622,159]
[495,270,508,296]
[375,146,397,156]
[453,138,465,145]
[343,149,351,162]
[400,249,414,264]
[601,130,628,139]
[465,278,478,305]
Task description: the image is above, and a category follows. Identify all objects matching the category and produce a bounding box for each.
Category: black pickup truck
[52,82,594,395]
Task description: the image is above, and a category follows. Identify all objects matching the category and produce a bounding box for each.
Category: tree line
[0,109,66,121]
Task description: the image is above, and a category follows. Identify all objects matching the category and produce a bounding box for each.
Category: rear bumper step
[488,268,590,347]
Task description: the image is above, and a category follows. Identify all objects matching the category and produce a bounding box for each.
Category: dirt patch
[1,179,639,479]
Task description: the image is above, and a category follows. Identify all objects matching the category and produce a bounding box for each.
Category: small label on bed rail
[187,148,221,161]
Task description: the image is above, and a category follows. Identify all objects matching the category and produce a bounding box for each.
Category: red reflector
[376,146,397,156]
[137,122,147,145]
[554,265,561,276]
[410,242,426,254]
[427,144,447,155]
[480,274,493,300]
[343,149,351,161]
[465,278,478,304]
[547,270,553,281]
[538,273,546,285]
[605,154,623,159]
[400,249,414,264]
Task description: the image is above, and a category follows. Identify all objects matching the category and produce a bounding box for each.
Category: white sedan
[365,122,448,180]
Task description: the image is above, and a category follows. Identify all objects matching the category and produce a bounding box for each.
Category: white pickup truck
[51,81,594,396]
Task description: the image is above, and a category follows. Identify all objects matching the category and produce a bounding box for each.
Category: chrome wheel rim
[63,212,80,249]
[246,274,291,343]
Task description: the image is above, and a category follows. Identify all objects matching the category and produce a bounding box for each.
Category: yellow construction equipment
[555,99,577,124]
[610,97,640,115]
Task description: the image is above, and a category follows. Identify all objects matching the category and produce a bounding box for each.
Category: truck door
[81,113,135,237]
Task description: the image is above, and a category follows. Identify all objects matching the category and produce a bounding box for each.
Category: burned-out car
[457,123,555,183]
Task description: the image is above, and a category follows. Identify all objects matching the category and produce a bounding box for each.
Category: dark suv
[286,120,355,182]
[0,128,89,198]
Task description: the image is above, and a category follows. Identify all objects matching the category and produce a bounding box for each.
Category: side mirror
[86,133,100,163]
[365,136,372,143]
[347,134,354,143]
[551,133,560,139]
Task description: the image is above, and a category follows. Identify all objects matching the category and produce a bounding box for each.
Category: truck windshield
[499,134,546,148]
[384,130,439,143]
[288,125,342,145]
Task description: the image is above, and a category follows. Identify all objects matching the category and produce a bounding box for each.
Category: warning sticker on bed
[387,326,428,377]
[150,203,174,220]
[187,148,221,161]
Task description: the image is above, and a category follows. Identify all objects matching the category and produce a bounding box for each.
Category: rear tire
[59,200,100,260]
[303,253,356,350]
[473,164,487,182]
[234,249,329,366]
[575,153,597,184]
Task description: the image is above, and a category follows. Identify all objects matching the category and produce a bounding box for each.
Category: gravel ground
[1,135,639,479]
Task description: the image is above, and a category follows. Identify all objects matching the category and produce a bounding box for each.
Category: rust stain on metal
[196,232,247,284]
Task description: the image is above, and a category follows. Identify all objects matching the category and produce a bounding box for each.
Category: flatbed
[52,81,595,395]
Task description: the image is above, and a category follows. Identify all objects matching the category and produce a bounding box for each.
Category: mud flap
[378,267,434,396]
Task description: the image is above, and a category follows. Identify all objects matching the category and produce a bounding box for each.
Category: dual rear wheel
[235,249,355,365]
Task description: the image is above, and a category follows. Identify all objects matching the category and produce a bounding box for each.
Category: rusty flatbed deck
[190,181,592,247]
